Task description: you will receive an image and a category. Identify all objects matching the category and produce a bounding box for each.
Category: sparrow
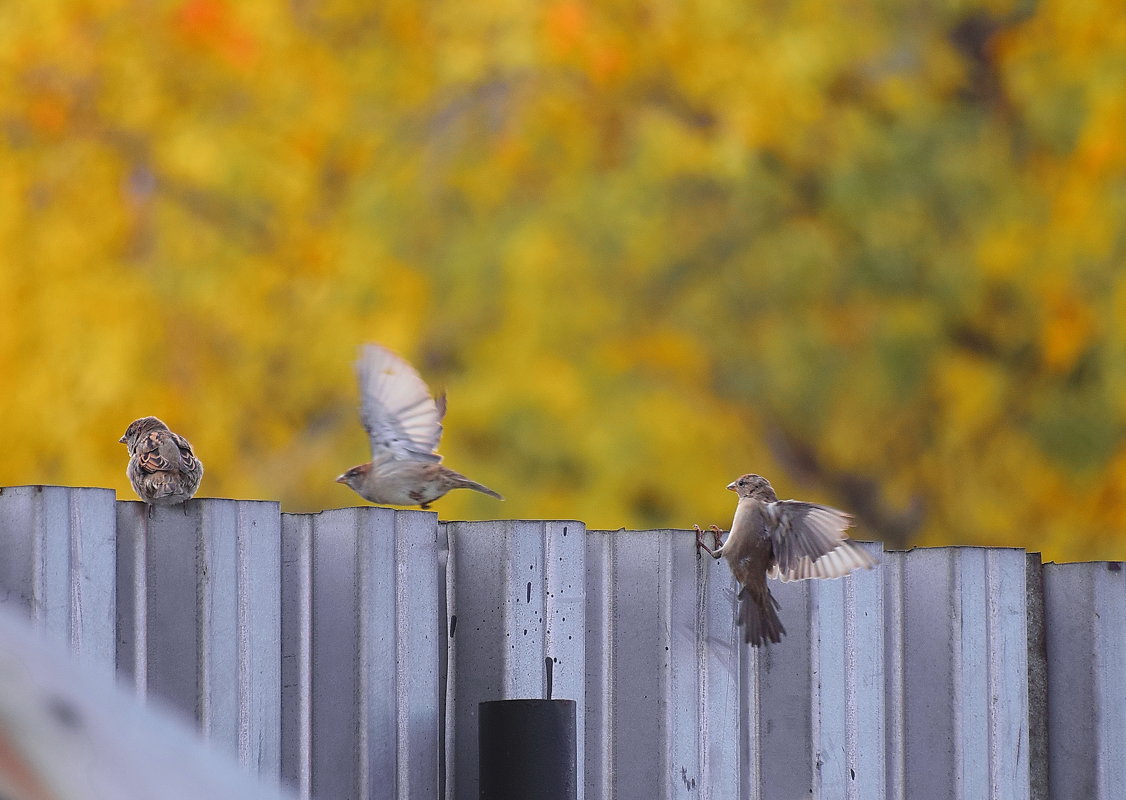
[119,417,204,507]
[335,343,504,509]
[695,473,877,646]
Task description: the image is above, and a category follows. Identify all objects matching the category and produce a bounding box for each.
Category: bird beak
[335,474,347,484]
[726,482,737,492]
[118,435,127,444]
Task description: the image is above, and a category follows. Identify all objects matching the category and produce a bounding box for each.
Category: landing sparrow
[120,417,204,506]
[696,473,877,646]
[335,343,503,509]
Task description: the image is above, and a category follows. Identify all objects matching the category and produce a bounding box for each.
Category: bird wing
[763,501,877,581]
[768,540,878,582]
[356,343,445,465]
[168,432,202,474]
[134,432,167,474]
[135,430,194,474]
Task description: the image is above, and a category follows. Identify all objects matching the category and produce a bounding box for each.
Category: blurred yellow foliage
[2,0,1125,562]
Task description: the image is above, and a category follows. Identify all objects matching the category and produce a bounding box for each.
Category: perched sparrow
[119,417,204,507]
[695,474,877,646]
[335,343,503,509]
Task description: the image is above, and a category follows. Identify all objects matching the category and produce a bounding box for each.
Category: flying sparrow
[120,417,204,507]
[695,473,877,646]
[335,343,503,509]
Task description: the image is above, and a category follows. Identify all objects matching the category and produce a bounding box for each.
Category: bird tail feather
[459,479,504,501]
[740,588,785,646]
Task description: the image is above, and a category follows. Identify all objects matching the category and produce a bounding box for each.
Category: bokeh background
[2,0,1124,561]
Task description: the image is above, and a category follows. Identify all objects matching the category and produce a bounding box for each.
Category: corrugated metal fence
[0,485,1122,800]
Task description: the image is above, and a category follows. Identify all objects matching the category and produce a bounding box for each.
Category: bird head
[726,473,778,502]
[335,463,371,489]
[120,416,170,449]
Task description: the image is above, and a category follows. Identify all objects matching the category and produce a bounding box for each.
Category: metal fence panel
[2,484,1120,800]
[695,543,748,800]
[1023,553,1049,800]
[757,577,818,800]
[280,507,444,800]
[205,499,282,776]
[115,499,282,779]
[884,547,1030,800]
[585,528,751,800]
[585,528,663,799]
[280,510,314,798]
[885,547,954,800]
[446,519,586,800]
[811,539,886,800]
[981,548,1031,800]
[116,502,198,709]
[1044,561,1126,800]
[0,485,117,671]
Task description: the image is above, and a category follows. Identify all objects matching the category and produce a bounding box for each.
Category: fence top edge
[279,504,435,519]
[1042,560,1125,571]
[440,518,586,528]
[1,487,1119,565]
[0,484,118,496]
[880,543,1031,555]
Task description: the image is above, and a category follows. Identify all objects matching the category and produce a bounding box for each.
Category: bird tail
[458,478,504,501]
[739,587,786,646]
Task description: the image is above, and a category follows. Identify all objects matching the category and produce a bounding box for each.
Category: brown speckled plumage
[120,417,203,506]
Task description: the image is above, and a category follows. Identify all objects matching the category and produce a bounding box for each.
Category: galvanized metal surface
[115,499,282,779]
[1023,553,1049,800]
[280,507,443,800]
[446,519,586,800]
[810,540,885,800]
[882,546,1030,800]
[585,528,748,800]
[1044,561,1126,800]
[0,485,1124,800]
[0,485,117,671]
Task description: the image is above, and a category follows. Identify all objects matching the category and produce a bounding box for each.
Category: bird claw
[709,524,723,550]
[694,524,717,558]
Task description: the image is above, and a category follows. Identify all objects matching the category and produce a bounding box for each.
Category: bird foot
[709,524,723,551]
[694,525,724,559]
[694,525,722,559]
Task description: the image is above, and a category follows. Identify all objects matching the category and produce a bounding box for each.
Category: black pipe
[478,699,576,800]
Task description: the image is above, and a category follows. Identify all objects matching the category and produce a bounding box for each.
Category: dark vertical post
[478,699,576,800]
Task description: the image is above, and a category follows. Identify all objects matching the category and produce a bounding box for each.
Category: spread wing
[763,501,878,582]
[356,343,446,465]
